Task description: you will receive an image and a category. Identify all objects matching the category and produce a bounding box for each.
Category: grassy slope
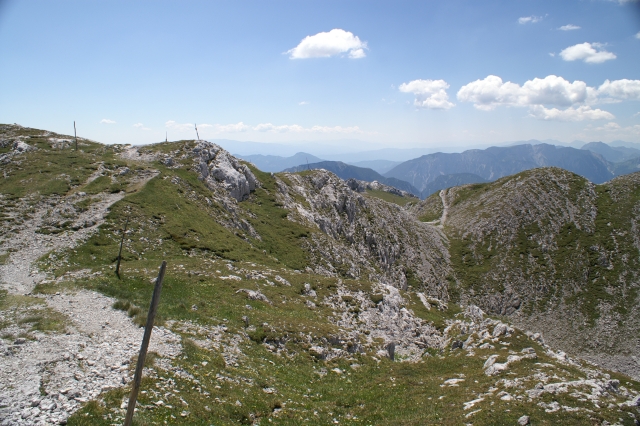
[1,127,638,425]
[444,168,640,349]
[364,189,414,207]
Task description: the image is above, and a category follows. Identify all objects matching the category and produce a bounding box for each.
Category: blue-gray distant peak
[238,152,325,172]
[385,143,617,192]
[283,161,420,196]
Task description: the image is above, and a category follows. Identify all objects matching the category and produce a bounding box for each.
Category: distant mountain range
[581,142,640,163]
[283,161,420,196]
[240,140,640,199]
[239,152,324,172]
[346,159,401,174]
[384,143,617,193]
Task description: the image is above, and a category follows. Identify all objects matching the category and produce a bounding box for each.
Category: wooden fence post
[387,342,395,361]
[123,261,167,426]
[115,217,129,278]
[73,121,78,151]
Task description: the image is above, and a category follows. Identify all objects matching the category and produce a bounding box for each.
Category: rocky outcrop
[192,141,258,201]
[275,170,450,299]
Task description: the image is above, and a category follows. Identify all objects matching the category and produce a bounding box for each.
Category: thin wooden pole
[115,217,129,278]
[73,121,78,151]
[124,261,167,426]
[195,123,200,141]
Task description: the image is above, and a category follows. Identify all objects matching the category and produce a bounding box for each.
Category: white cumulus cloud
[457,75,592,110]
[559,24,581,31]
[455,74,640,121]
[399,79,455,109]
[529,105,614,121]
[286,29,367,59]
[518,15,543,24]
[559,42,616,63]
[100,119,116,124]
[597,79,640,101]
[133,123,150,130]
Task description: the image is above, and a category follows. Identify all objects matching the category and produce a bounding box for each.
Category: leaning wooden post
[115,217,129,278]
[73,121,78,151]
[124,261,167,426]
[387,342,395,361]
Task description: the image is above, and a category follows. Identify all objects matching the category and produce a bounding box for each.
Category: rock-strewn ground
[0,127,638,425]
[0,146,182,425]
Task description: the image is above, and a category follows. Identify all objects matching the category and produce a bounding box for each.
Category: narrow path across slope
[439,188,449,227]
[0,166,180,425]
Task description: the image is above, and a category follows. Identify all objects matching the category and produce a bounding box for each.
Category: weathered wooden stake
[387,342,395,361]
[73,121,78,151]
[124,261,167,426]
[115,217,129,278]
[195,123,200,141]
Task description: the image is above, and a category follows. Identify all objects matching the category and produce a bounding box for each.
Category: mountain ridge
[386,143,618,192]
[0,124,639,425]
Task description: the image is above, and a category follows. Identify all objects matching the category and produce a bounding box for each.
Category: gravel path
[439,188,449,227]
[0,172,182,425]
[0,192,123,295]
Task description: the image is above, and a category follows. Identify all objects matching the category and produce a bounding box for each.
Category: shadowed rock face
[275,170,451,300]
[193,141,257,201]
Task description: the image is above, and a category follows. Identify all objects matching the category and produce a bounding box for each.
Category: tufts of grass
[364,189,414,207]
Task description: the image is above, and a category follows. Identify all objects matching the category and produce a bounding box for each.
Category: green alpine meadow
[0,124,638,425]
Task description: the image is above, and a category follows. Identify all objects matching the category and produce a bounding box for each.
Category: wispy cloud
[100,119,116,124]
[518,15,543,24]
[286,29,367,59]
[399,79,455,109]
[559,24,580,31]
[594,122,621,131]
[299,101,309,106]
[590,122,640,136]
[213,122,249,133]
[133,123,150,130]
[559,42,616,64]
[529,105,614,121]
[253,123,363,134]
[636,31,640,39]
[165,120,198,132]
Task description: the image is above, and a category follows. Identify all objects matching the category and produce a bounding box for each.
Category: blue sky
[1,0,639,150]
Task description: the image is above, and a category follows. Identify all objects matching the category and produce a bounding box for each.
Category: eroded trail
[439,188,449,227]
[0,192,124,295]
[0,168,180,426]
